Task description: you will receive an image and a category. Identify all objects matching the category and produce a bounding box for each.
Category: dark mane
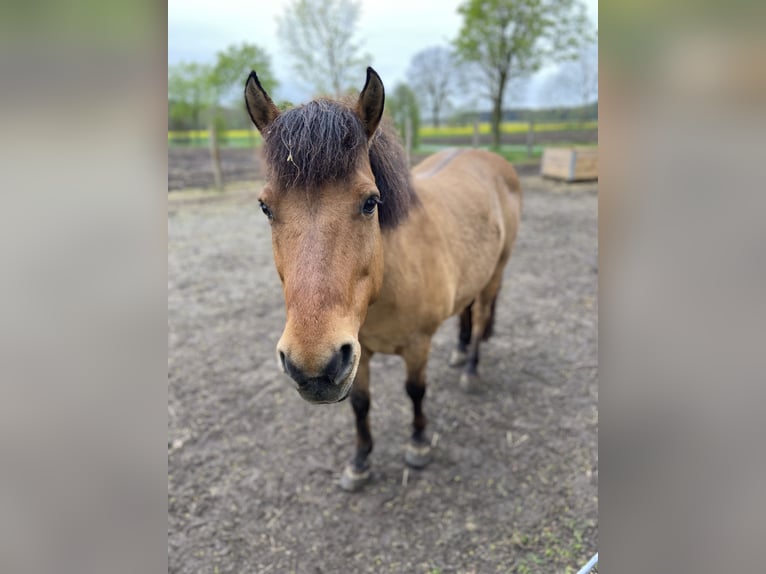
[261,99,418,229]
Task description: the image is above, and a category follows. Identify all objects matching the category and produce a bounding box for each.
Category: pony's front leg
[339,347,374,491]
[403,337,432,469]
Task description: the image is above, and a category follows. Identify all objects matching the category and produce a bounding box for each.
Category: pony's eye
[362,196,380,216]
[259,200,273,220]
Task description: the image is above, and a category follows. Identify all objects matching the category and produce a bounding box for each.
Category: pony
[244,67,521,491]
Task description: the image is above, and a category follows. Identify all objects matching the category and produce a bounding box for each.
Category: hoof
[448,348,468,368]
[405,442,432,469]
[339,465,371,492]
[459,372,483,394]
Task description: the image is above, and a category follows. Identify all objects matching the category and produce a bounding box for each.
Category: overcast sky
[168,0,598,108]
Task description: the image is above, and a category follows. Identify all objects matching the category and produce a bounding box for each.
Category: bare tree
[572,41,599,113]
[277,0,369,96]
[406,46,454,128]
[539,40,598,115]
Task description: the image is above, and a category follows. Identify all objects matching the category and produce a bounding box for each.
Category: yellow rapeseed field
[168,122,597,145]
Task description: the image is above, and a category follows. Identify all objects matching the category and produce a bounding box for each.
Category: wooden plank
[541,147,598,181]
[572,148,598,181]
[541,148,575,180]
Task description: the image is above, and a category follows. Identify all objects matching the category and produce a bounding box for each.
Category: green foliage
[455,0,592,70]
[168,42,277,190]
[210,43,277,106]
[168,62,213,130]
[453,0,594,148]
[277,0,369,96]
[168,43,277,130]
[386,83,421,149]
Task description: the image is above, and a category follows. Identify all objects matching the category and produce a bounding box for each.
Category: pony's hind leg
[402,337,432,469]
[339,347,374,491]
[460,276,503,394]
[448,304,472,367]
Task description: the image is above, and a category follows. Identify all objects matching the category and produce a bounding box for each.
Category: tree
[277,0,369,96]
[454,0,593,148]
[216,43,275,188]
[167,45,276,130]
[386,83,421,160]
[539,39,598,119]
[406,46,455,128]
[207,43,277,190]
[565,40,599,117]
[167,43,277,190]
[168,62,212,132]
[210,43,277,107]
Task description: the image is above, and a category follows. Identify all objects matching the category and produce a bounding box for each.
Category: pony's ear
[244,71,280,133]
[356,67,385,140]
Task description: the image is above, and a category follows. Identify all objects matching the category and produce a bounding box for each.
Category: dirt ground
[168,148,265,191]
[168,159,598,573]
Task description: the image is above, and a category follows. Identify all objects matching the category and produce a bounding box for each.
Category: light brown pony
[245,67,521,491]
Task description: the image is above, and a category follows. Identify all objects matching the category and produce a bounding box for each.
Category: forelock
[262,100,367,190]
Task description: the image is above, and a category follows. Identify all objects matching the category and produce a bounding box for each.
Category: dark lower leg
[348,349,373,472]
[403,338,431,447]
[457,304,473,353]
[405,379,427,445]
[463,305,488,379]
[465,339,480,376]
[349,388,372,471]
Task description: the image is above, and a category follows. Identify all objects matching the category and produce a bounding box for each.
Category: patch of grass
[509,516,597,574]
[168,129,263,148]
[414,143,544,164]
[493,147,544,164]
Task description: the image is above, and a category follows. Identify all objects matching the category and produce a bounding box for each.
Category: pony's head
[245,67,417,403]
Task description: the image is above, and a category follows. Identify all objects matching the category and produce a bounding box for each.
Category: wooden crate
[541,147,598,181]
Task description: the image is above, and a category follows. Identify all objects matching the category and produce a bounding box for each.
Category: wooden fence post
[209,120,224,191]
[527,120,535,159]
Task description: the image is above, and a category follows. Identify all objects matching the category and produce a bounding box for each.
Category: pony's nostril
[282,355,311,388]
[339,344,353,368]
[280,353,306,386]
[321,344,355,384]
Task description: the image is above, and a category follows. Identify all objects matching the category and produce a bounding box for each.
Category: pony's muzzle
[277,342,357,403]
